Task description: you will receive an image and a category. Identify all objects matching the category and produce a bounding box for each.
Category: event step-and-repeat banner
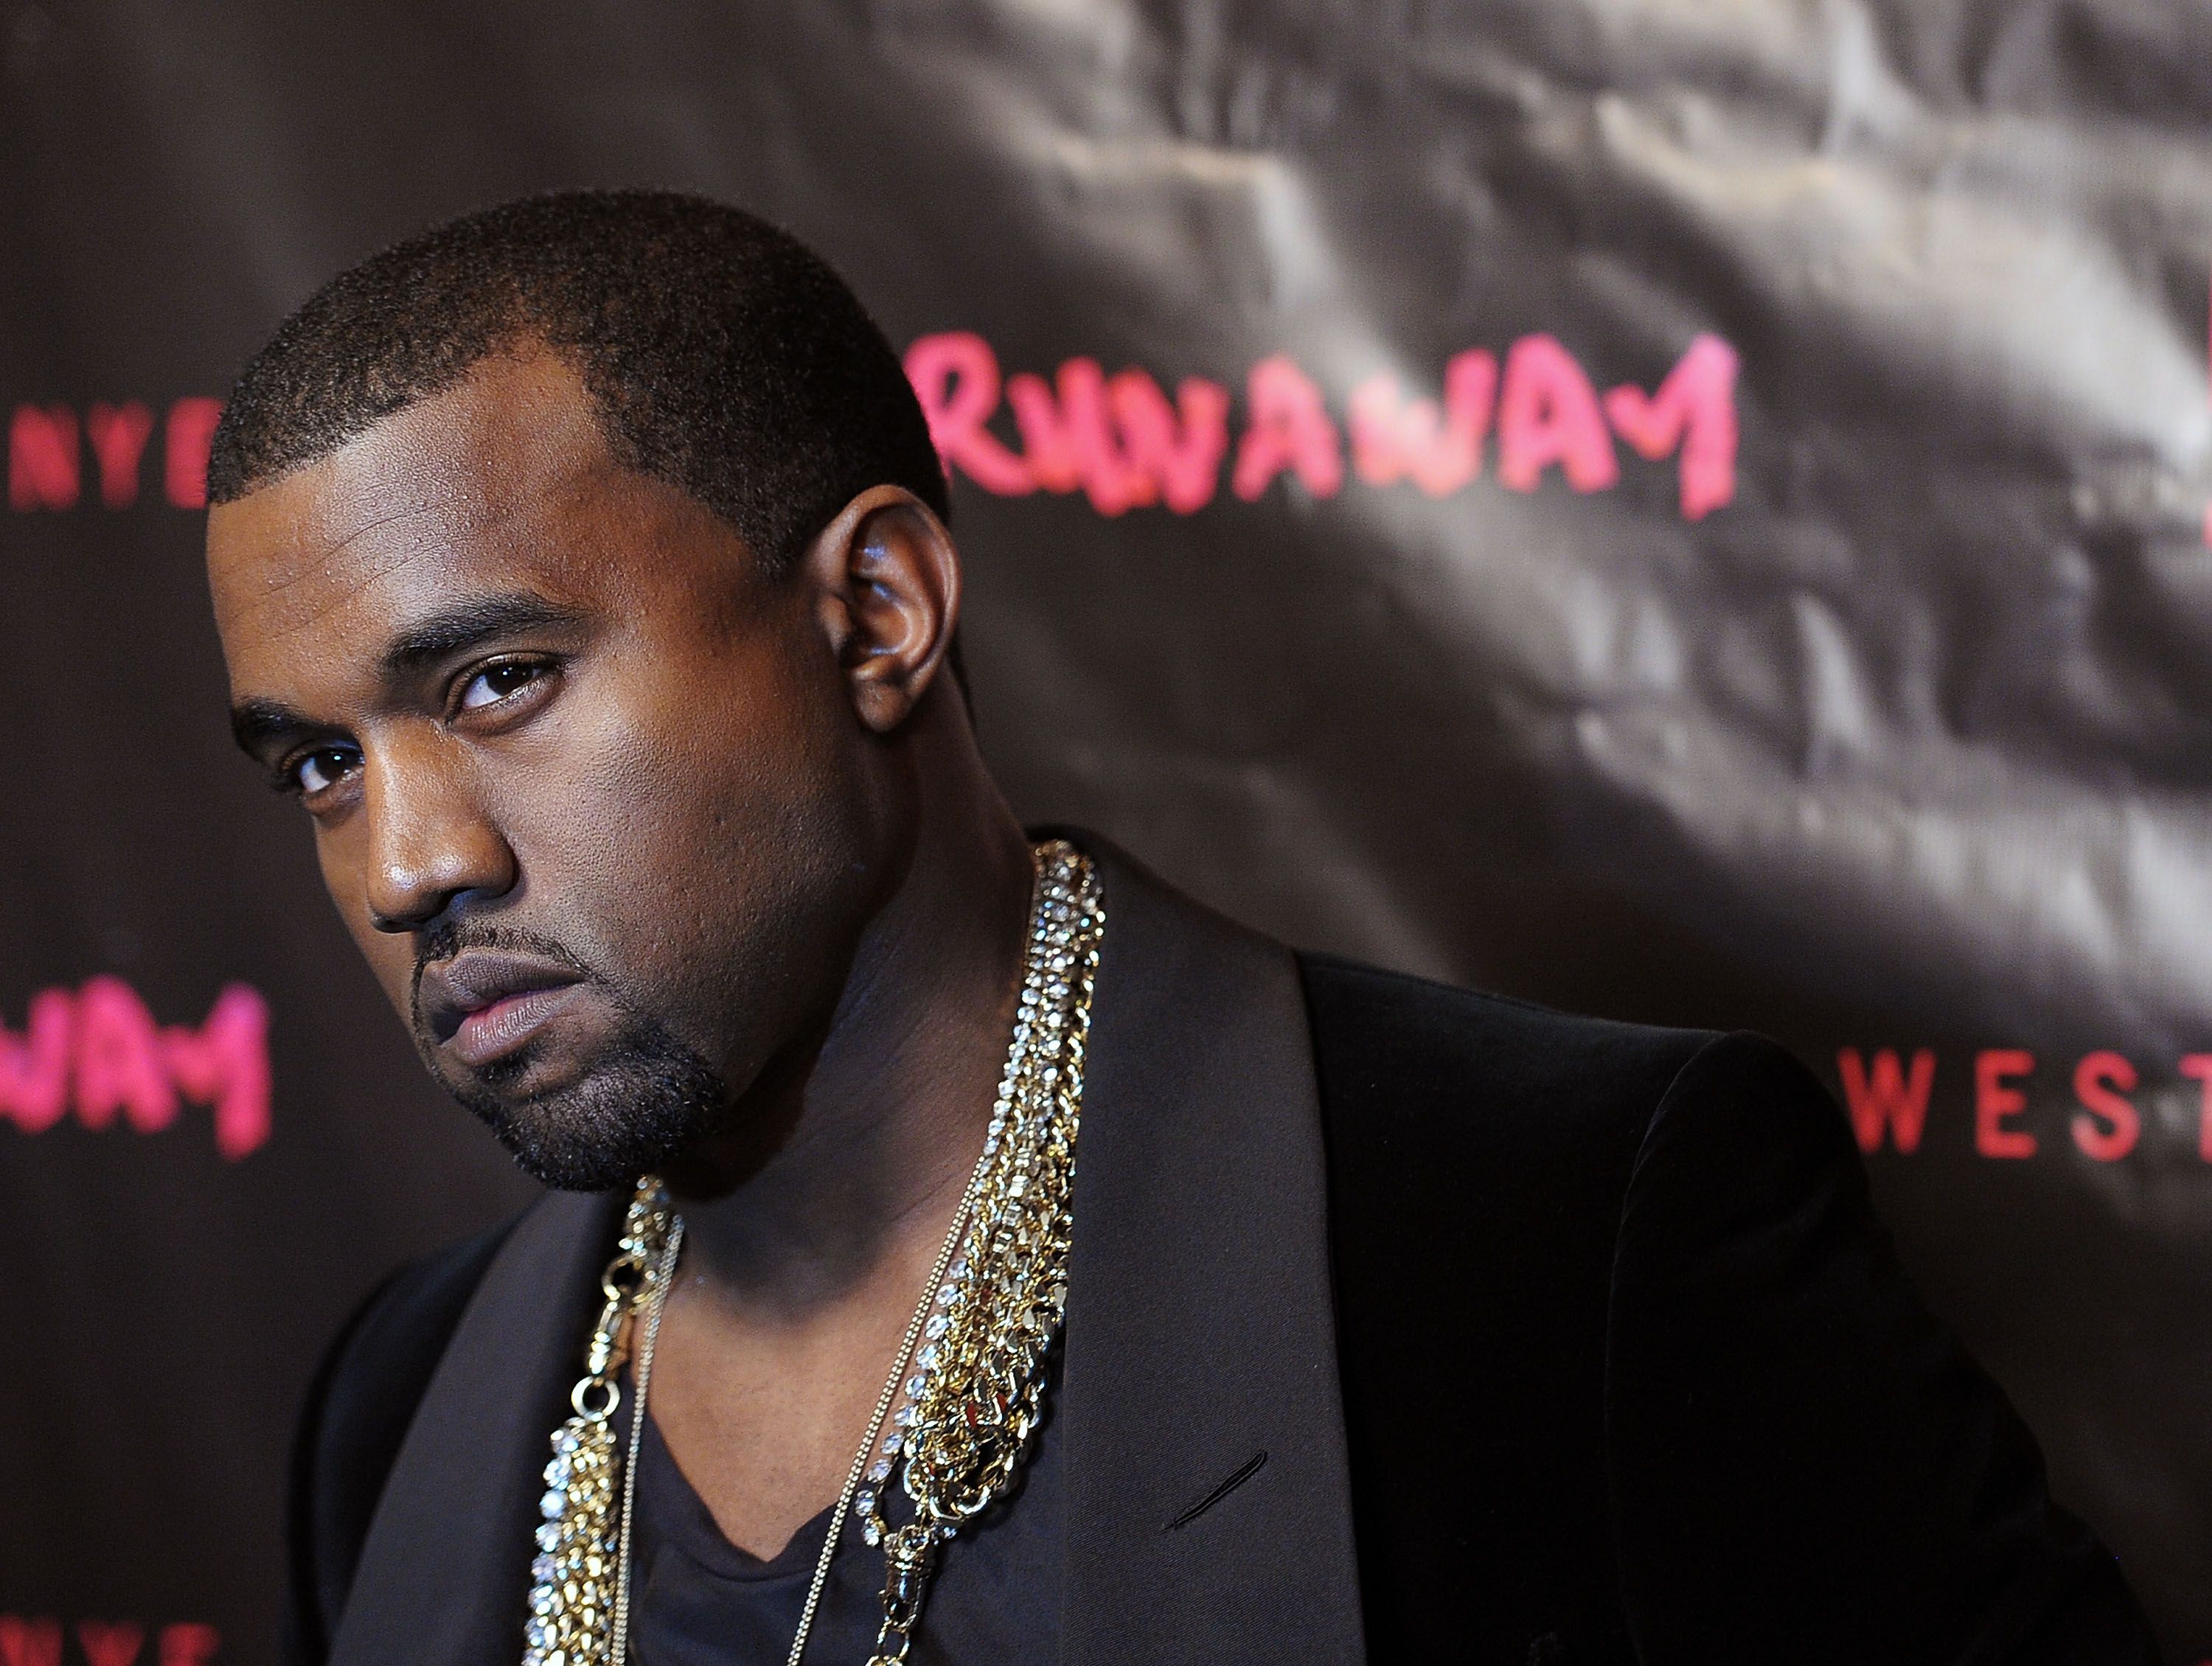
[4,2,2210,1660]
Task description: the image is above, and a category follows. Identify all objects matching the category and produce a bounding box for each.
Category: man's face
[206,347,890,1188]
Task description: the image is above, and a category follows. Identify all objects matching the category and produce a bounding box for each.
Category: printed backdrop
[4,1,2209,1660]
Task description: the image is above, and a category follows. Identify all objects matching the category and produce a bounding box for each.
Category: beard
[450,1017,726,1191]
[411,922,730,1191]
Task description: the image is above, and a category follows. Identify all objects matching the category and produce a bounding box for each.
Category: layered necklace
[523,840,1103,1666]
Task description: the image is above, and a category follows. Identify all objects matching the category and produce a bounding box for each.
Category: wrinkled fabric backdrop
[3,1,2208,1661]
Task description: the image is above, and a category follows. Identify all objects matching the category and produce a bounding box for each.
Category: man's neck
[658,723,1035,1324]
[641,715,1040,1559]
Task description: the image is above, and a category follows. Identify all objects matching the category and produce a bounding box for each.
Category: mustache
[409,919,597,1028]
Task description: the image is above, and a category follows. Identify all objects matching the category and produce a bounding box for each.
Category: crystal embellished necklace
[523,840,1103,1666]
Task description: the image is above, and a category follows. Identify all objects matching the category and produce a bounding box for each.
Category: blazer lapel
[330,1185,620,1666]
[1060,839,1368,1665]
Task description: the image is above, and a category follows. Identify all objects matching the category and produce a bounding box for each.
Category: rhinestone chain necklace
[523,840,1103,1666]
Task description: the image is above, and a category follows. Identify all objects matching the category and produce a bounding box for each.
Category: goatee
[448,1017,727,1191]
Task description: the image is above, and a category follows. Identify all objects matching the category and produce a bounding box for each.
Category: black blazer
[285,840,2157,1665]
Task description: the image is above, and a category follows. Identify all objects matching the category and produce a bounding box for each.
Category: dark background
[4,1,2209,1659]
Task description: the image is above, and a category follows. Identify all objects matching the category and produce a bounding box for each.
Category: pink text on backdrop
[903,332,1739,522]
[6,398,222,511]
[0,1619,218,1666]
[0,979,270,1160]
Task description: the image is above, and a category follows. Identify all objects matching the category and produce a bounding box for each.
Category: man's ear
[801,485,961,733]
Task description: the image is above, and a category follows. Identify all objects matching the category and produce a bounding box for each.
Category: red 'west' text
[1837,1046,2212,1164]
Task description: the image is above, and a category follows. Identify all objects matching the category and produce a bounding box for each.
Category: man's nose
[361,730,518,933]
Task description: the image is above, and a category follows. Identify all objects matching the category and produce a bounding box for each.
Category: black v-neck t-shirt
[626,1358,1064,1665]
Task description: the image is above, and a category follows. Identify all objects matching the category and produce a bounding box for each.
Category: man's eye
[291,747,358,796]
[457,661,546,711]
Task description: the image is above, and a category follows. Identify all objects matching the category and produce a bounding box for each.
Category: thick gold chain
[524,1185,679,1666]
[860,840,1101,1664]
[521,840,1102,1666]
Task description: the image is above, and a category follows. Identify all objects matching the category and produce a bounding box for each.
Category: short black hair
[206,189,948,573]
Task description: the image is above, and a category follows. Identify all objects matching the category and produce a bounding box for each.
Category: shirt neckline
[635,1409,841,1586]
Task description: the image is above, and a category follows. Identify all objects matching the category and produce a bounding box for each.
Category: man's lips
[418,952,588,1070]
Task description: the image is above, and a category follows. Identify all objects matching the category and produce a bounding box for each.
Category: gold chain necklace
[522,840,1103,1666]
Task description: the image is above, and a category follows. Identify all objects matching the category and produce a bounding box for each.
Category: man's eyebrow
[378,593,590,682]
[229,697,317,759]
[227,595,589,760]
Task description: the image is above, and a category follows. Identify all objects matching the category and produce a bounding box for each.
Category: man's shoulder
[1293,948,1848,1315]
[1295,949,1731,1159]
[1294,953,1758,1653]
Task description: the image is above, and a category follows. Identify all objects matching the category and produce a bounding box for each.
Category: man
[205,190,2154,1666]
